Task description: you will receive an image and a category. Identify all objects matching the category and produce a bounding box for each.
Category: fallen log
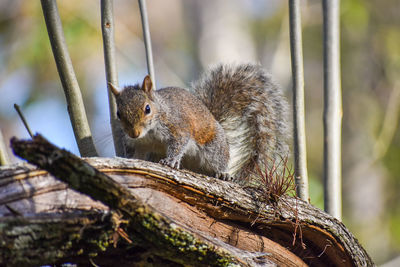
[0,135,373,266]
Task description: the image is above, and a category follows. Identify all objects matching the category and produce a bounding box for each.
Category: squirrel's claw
[216,172,232,181]
[159,158,180,169]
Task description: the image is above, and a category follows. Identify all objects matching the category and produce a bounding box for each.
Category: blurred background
[0,0,399,264]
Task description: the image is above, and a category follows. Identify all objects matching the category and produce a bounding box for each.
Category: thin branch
[0,130,10,166]
[13,104,33,138]
[322,0,342,220]
[288,0,309,202]
[40,0,98,157]
[373,81,400,160]
[138,0,156,88]
[101,0,125,157]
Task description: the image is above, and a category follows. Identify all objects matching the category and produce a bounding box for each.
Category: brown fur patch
[189,113,216,145]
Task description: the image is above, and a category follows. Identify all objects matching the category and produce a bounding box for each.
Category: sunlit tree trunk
[322,0,343,220]
[288,0,309,202]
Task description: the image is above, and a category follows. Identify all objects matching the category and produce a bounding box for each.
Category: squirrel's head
[109,75,157,139]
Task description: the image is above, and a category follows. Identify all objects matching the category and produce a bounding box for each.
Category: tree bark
[0,135,374,266]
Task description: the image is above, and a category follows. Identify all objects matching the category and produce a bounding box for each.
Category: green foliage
[308,175,324,210]
[384,29,400,68]
[341,0,369,35]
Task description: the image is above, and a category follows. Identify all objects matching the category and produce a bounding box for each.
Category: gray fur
[192,63,290,180]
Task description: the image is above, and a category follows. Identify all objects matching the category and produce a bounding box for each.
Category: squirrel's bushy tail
[192,63,290,180]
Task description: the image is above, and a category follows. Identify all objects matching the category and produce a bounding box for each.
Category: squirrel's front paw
[159,158,180,169]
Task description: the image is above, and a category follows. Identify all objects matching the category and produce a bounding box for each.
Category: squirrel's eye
[145,104,151,114]
[116,111,120,119]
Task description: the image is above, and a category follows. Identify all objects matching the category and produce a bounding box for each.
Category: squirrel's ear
[141,75,153,94]
[108,82,120,97]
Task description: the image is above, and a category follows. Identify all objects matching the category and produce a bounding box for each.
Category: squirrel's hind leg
[202,124,231,180]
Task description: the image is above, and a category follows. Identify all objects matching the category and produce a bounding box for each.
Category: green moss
[128,208,237,266]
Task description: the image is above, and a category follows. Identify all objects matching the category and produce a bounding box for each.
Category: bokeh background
[0,0,399,264]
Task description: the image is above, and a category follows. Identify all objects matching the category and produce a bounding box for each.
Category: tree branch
[322,0,343,220]
[40,0,98,157]
[288,0,309,201]
[138,0,156,88]
[13,104,33,138]
[0,130,9,165]
[373,80,400,160]
[100,0,125,157]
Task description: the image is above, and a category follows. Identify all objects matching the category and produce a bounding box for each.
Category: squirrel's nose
[131,129,140,138]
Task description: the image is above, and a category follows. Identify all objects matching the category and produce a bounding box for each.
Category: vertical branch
[373,80,400,160]
[322,0,342,220]
[40,0,98,157]
[288,0,309,201]
[0,130,10,166]
[101,0,125,157]
[138,0,156,88]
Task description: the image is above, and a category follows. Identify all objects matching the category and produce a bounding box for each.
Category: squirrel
[109,63,290,182]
